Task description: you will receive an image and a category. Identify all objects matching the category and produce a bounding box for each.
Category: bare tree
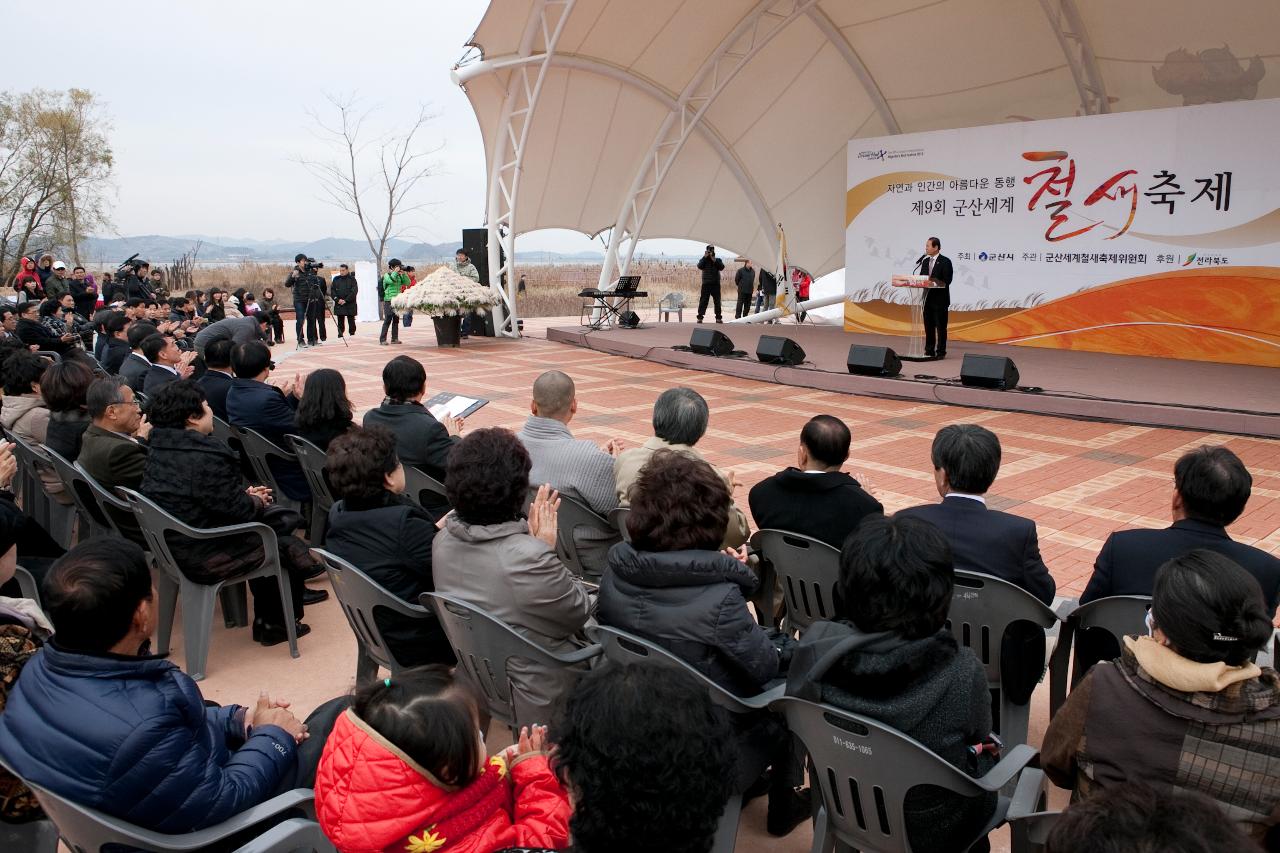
[0,88,113,284]
[295,94,440,273]
[165,240,202,295]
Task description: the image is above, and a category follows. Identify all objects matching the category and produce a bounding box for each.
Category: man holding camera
[696,244,726,324]
[285,253,324,348]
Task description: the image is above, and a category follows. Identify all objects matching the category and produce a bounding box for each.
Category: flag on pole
[774,222,797,316]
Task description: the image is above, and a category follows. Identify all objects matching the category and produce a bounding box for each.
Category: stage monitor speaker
[756,335,805,365]
[689,328,734,356]
[960,354,1020,390]
[847,345,902,377]
[618,310,640,329]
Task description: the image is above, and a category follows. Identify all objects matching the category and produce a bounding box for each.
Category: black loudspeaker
[756,335,805,365]
[690,328,734,356]
[960,354,1020,390]
[461,228,491,287]
[847,345,902,377]
[618,310,640,328]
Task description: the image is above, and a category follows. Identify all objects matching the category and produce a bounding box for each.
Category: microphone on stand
[912,254,927,272]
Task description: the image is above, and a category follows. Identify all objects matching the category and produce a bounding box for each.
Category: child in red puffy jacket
[315,665,571,853]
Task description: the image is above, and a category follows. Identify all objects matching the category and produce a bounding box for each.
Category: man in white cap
[44,261,71,303]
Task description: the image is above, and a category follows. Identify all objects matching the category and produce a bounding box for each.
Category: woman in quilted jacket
[315,665,571,853]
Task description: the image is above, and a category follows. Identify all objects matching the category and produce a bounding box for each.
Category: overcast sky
[7,0,697,255]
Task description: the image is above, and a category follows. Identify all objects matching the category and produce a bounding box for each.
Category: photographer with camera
[696,244,726,324]
[116,257,155,302]
[284,254,325,348]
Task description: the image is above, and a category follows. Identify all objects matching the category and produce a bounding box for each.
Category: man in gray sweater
[517,370,625,579]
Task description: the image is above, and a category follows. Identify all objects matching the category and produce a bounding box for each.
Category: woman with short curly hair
[432,427,592,724]
[598,449,809,836]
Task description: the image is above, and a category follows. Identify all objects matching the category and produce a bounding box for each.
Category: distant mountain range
[75,234,661,265]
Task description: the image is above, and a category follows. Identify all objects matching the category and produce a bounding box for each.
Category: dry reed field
[181,258,716,317]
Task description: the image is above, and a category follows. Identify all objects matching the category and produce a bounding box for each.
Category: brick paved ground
[180,316,1278,853]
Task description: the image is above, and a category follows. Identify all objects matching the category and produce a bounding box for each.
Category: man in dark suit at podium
[920,236,953,359]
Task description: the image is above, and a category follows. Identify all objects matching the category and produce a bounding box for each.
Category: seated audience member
[41,357,96,462]
[363,355,462,481]
[748,414,882,549]
[787,514,998,853]
[259,287,285,344]
[140,380,325,646]
[99,311,132,374]
[0,538,342,834]
[1044,782,1257,853]
[15,300,77,356]
[119,321,158,393]
[140,332,194,397]
[614,387,748,548]
[1042,549,1280,847]
[195,338,235,421]
[193,313,270,354]
[324,427,452,666]
[0,501,50,823]
[0,307,19,343]
[517,370,623,579]
[432,428,591,723]
[78,377,150,494]
[294,368,354,451]
[598,449,807,836]
[47,293,93,350]
[1,351,52,445]
[1083,445,1280,612]
[0,443,63,591]
[550,663,738,853]
[316,666,570,853]
[204,287,228,322]
[225,341,310,502]
[899,424,1055,604]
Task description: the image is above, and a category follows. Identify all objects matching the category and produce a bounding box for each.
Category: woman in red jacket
[315,665,571,853]
[12,257,42,302]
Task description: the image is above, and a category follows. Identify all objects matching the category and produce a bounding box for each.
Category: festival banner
[844,99,1280,367]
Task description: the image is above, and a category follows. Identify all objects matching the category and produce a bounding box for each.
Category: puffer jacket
[597,542,779,696]
[315,708,571,853]
[697,253,725,286]
[0,642,296,833]
[786,620,996,853]
[0,394,51,446]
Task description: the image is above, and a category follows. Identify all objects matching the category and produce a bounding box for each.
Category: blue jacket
[0,643,297,833]
[226,377,310,501]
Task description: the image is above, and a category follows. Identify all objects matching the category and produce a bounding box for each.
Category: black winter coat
[284,269,323,303]
[330,274,358,316]
[140,428,266,581]
[597,543,779,696]
[324,491,454,667]
[697,254,725,287]
[787,621,996,853]
[362,401,457,482]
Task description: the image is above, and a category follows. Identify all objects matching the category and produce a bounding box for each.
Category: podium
[891,273,944,360]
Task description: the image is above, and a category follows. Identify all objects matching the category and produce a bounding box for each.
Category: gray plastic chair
[42,445,113,540]
[550,493,618,582]
[0,753,323,853]
[658,292,685,322]
[608,506,631,543]
[402,465,449,512]
[313,547,439,685]
[750,529,840,634]
[235,427,304,514]
[287,435,335,543]
[118,488,299,681]
[947,570,1062,747]
[231,817,334,853]
[593,625,784,853]
[773,696,1037,853]
[32,350,62,363]
[1006,768,1059,853]
[212,416,258,484]
[70,461,144,542]
[423,592,602,734]
[6,431,76,549]
[1048,595,1151,715]
[0,817,58,852]
[13,564,40,604]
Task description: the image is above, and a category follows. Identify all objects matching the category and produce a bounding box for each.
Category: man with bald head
[517,370,625,579]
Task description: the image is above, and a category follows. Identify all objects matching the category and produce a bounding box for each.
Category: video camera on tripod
[116,252,147,278]
[300,257,324,274]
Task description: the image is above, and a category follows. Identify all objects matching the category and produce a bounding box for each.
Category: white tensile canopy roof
[454,0,1279,328]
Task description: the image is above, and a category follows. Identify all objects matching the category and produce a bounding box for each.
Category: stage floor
[548,321,1280,437]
